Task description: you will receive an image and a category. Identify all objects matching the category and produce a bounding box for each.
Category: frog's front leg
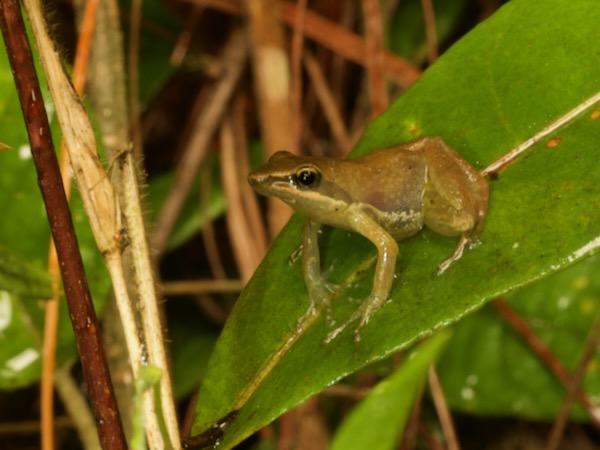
[325,211,399,343]
[299,219,337,326]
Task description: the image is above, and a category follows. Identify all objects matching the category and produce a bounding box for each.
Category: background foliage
[1,0,600,449]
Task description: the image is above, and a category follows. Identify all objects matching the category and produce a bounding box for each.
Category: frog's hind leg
[324,294,388,343]
[422,183,479,275]
[436,233,470,275]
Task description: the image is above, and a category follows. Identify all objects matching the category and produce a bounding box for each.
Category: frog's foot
[436,234,470,275]
[321,280,341,326]
[287,243,303,265]
[322,259,338,280]
[295,280,339,332]
[323,294,387,344]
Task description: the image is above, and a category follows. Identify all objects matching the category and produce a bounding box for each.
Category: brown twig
[220,113,261,281]
[303,50,352,153]
[170,5,203,66]
[417,422,445,450]
[0,417,72,436]
[428,366,460,450]
[321,384,370,400]
[420,0,438,63]
[43,242,62,450]
[232,95,268,256]
[244,0,294,235]
[547,311,600,450]
[0,1,126,448]
[41,0,99,448]
[362,0,388,117]
[199,165,228,280]
[152,29,248,254]
[290,0,307,154]
[398,385,423,450]
[194,0,421,87]
[162,279,244,295]
[482,91,600,176]
[493,299,600,428]
[127,0,143,162]
[54,368,101,449]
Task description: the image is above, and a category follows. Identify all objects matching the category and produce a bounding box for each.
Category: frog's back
[331,147,429,239]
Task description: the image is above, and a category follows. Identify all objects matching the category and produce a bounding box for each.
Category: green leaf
[438,254,600,420]
[119,0,181,104]
[146,161,226,251]
[331,331,451,450]
[0,244,52,299]
[0,34,110,389]
[191,0,600,447]
[169,303,218,400]
[389,0,469,64]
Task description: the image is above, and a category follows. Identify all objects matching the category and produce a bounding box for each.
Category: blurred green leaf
[119,0,181,104]
[331,331,451,450]
[0,244,51,299]
[0,34,110,389]
[169,303,218,400]
[146,160,226,251]
[191,0,600,447]
[389,0,468,64]
[438,254,600,420]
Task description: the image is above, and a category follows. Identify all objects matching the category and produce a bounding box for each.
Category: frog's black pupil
[298,170,316,186]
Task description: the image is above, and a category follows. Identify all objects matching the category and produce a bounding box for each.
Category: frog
[248,136,489,343]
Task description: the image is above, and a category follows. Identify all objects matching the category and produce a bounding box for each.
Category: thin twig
[170,6,203,66]
[18,0,179,445]
[362,0,388,117]
[418,422,445,450]
[193,296,230,326]
[232,96,268,256]
[322,384,370,400]
[244,0,294,235]
[220,113,262,280]
[290,0,307,154]
[493,299,600,428]
[43,242,62,450]
[42,0,99,448]
[199,165,227,279]
[193,0,421,87]
[482,90,600,176]
[84,0,178,445]
[547,311,600,450]
[54,368,101,450]
[0,1,126,448]
[303,50,352,153]
[330,1,357,140]
[428,366,460,450]
[0,417,72,435]
[152,29,248,254]
[420,0,438,63]
[398,385,423,450]
[127,0,143,162]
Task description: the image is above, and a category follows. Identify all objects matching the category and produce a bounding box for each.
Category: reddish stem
[0,1,127,449]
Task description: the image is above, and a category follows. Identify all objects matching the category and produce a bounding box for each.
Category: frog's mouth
[268,180,304,202]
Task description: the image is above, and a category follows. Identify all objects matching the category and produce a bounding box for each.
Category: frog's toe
[322,259,338,279]
[347,296,362,304]
[323,322,348,343]
[320,279,339,295]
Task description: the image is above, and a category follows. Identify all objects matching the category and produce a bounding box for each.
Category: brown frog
[248,137,488,342]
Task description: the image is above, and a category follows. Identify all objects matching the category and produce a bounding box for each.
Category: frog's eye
[295,166,321,188]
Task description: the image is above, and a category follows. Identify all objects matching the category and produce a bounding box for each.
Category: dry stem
[0,0,126,447]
